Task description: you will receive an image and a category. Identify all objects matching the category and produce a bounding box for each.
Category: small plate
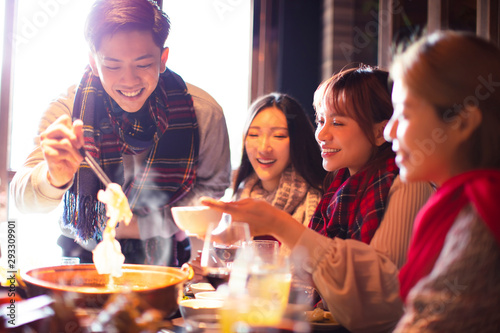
[309,311,341,332]
[310,321,340,331]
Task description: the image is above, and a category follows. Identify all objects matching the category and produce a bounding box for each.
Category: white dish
[178,299,224,320]
[190,282,216,295]
[171,206,222,237]
[194,291,224,300]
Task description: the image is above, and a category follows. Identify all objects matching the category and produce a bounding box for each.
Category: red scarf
[309,157,398,243]
[399,169,500,301]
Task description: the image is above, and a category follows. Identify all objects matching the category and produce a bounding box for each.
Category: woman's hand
[200,197,305,248]
[200,197,280,235]
[40,115,84,188]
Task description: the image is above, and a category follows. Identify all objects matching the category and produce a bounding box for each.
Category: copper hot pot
[20,264,192,318]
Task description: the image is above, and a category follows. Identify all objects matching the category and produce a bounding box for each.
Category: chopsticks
[79,147,112,187]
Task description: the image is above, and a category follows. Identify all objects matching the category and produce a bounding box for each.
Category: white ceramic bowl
[194,291,224,301]
[190,282,216,295]
[171,206,223,237]
[179,299,224,320]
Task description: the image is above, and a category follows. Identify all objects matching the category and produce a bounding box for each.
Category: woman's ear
[88,52,99,77]
[456,105,482,143]
[374,120,389,146]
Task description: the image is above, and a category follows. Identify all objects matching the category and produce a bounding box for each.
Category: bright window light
[6,0,252,270]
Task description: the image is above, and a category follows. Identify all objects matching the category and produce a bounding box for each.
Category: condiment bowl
[194,291,224,300]
[190,282,215,295]
[179,299,224,320]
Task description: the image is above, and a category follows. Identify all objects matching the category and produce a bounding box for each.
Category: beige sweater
[394,205,500,332]
[290,176,434,333]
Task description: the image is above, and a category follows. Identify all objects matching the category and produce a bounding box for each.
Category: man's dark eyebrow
[103,56,122,62]
[102,54,155,62]
[134,54,155,61]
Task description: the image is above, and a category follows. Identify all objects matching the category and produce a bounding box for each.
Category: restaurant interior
[0,0,499,331]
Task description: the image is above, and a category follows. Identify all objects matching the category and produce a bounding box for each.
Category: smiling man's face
[89,30,168,113]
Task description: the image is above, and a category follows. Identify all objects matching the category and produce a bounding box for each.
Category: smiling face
[384,79,464,186]
[89,30,168,113]
[244,107,291,191]
[315,106,377,175]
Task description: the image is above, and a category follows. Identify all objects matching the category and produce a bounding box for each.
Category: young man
[10,0,231,266]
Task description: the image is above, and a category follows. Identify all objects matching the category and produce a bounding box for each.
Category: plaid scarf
[238,165,311,217]
[63,67,199,242]
[309,157,398,243]
[238,165,319,243]
[399,169,500,301]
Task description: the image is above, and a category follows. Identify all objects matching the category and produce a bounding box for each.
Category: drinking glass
[200,214,251,289]
[184,314,221,333]
[220,240,292,332]
[247,240,280,262]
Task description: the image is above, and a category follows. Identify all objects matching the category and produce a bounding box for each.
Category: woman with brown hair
[203,65,433,332]
[386,30,500,332]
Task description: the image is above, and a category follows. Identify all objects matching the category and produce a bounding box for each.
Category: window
[6,1,98,270]
[163,0,252,168]
[2,0,252,270]
[10,1,93,171]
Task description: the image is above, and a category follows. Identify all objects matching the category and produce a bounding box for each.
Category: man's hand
[40,115,84,188]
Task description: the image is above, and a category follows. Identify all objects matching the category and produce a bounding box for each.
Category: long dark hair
[313,65,395,184]
[233,93,326,193]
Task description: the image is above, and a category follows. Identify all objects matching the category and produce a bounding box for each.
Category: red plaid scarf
[309,157,398,243]
[63,67,199,241]
[399,169,500,301]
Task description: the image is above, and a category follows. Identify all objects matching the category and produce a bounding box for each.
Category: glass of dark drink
[200,215,250,289]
